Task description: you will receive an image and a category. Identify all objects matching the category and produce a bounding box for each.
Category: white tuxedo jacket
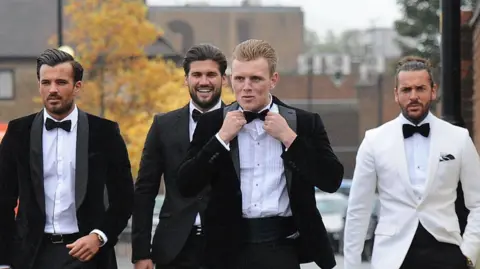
[344,114,480,269]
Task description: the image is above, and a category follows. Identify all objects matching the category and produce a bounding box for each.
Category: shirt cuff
[215,133,230,151]
[90,229,108,247]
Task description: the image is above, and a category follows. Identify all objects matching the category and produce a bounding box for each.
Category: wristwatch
[95,233,105,246]
[466,256,474,269]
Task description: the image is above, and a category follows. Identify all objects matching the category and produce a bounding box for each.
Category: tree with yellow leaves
[61,0,235,176]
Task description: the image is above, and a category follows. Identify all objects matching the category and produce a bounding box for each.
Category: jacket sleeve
[177,112,227,197]
[459,130,480,264]
[131,115,165,262]
[100,122,134,247]
[0,123,19,265]
[343,131,377,269]
[281,113,344,193]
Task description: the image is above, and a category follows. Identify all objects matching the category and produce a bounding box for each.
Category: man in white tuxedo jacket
[344,56,480,269]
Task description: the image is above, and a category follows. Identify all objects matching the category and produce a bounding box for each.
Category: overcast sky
[147,0,402,38]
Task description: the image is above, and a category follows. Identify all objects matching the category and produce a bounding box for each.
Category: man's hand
[66,234,100,262]
[263,112,297,148]
[134,259,154,269]
[218,111,247,144]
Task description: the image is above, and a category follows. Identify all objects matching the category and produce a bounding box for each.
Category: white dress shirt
[189,100,222,225]
[216,96,292,218]
[42,106,107,242]
[43,107,79,234]
[400,112,432,199]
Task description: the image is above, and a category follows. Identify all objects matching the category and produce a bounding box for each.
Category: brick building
[274,68,400,178]
[148,4,303,73]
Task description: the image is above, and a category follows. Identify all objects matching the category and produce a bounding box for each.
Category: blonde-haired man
[177,39,344,269]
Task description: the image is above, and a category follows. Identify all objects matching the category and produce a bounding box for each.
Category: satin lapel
[421,117,441,203]
[176,105,190,155]
[75,110,89,210]
[223,103,240,180]
[393,118,419,204]
[278,104,297,192]
[30,111,45,214]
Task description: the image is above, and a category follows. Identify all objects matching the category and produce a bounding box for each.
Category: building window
[0,70,14,100]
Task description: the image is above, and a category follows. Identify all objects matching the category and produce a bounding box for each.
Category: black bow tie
[244,109,269,123]
[192,109,202,122]
[403,123,430,138]
[45,118,72,132]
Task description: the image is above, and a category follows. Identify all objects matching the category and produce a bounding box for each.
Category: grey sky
[147,0,402,38]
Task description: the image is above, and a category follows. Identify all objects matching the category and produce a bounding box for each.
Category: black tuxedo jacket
[177,96,344,269]
[132,103,223,265]
[0,110,134,269]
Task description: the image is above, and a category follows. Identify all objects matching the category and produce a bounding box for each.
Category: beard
[189,86,222,110]
[46,97,74,117]
[401,100,431,124]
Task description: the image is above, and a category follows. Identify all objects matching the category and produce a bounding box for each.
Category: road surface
[115,244,370,269]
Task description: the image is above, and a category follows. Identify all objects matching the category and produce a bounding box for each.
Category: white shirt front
[43,106,79,234]
[189,100,222,225]
[238,101,292,218]
[215,96,292,218]
[400,112,432,199]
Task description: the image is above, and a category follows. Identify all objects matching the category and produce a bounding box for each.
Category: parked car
[337,179,352,197]
[315,192,348,253]
[315,178,352,197]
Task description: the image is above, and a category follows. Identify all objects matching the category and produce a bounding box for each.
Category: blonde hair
[232,39,278,75]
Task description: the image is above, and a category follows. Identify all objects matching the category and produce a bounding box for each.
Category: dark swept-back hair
[36,48,84,83]
[182,44,228,76]
[395,56,435,88]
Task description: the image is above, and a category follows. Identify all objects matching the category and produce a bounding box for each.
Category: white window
[0,70,14,99]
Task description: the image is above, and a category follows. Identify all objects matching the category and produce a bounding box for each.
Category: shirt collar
[189,99,222,116]
[43,105,79,130]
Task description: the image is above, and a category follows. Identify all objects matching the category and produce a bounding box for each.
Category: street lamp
[58,45,75,58]
[58,0,63,47]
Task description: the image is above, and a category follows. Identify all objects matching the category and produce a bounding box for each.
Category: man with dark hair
[0,48,134,269]
[132,43,228,269]
[344,56,480,269]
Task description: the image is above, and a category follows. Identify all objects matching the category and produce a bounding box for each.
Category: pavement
[115,243,371,269]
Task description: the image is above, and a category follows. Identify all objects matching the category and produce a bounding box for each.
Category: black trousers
[157,226,206,269]
[34,235,97,269]
[400,223,468,269]
[233,238,300,269]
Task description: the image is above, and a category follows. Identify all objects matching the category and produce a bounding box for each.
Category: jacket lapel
[277,103,297,192]
[75,110,89,209]
[175,104,191,155]
[30,111,45,214]
[392,117,419,204]
[223,103,241,180]
[421,116,441,203]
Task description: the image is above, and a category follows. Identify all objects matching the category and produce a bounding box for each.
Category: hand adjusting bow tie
[402,123,430,138]
[192,109,202,123]
[243,109,269,124]
[45,118,72,132]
